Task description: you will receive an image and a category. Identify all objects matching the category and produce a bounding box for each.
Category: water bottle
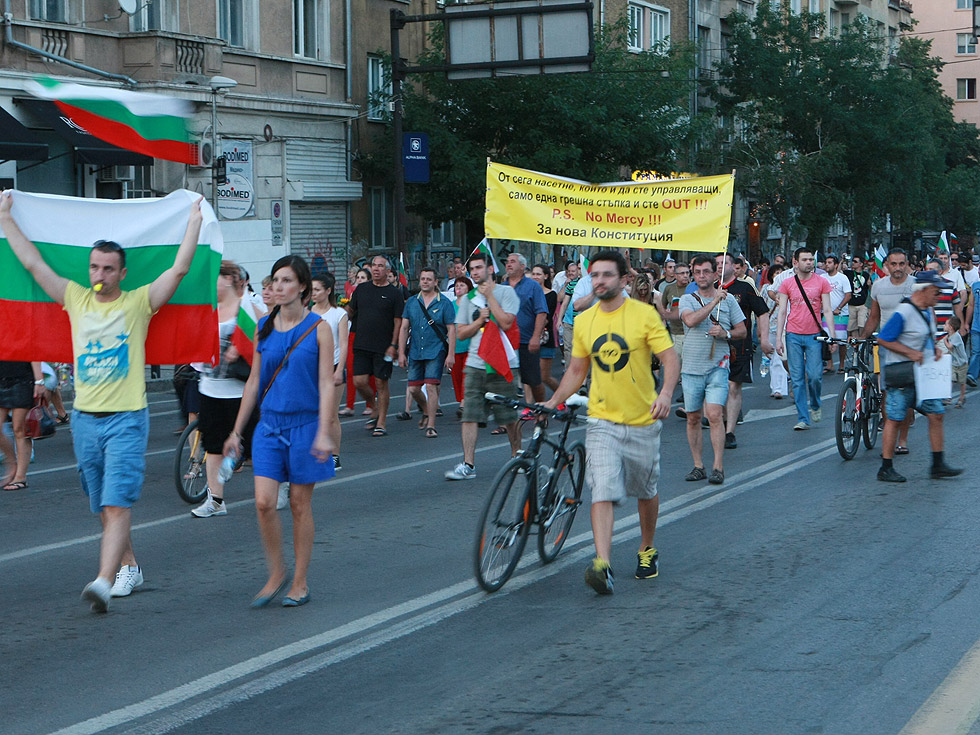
[218,450,238,485]
[760,355,770,378]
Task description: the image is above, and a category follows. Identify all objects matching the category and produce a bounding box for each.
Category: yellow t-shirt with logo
[63,281,155,412]
[572,299,674,426]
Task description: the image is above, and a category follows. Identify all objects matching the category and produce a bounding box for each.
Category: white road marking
[899,638,980,735]
[47,440,835,735]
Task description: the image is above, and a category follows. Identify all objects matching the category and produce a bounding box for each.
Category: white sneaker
[81,577,112,612]
[276,483,290,510]
[191,489,227,518]
[810,407,822,423]
[793,421,809,431]
[445,462,476,480]
[110,565,144,597]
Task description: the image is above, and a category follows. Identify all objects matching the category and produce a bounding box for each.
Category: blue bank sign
[403,133,429,184]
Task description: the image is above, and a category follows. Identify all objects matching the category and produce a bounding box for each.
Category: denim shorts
[884,387,944,421]
[72,408,150,514]
[407,353,447,386]
[682,366,730,413]
[251,412,336,486]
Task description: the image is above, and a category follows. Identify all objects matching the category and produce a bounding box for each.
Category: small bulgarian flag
[872,244,887,277]
[397,252,409,287]
[0,189,222,363]
[26,76,197,165]
[937,230,957,255]
[470,237,501,274]
[467,289,519,381]
[579,251,591,273]
[231,297,259,365]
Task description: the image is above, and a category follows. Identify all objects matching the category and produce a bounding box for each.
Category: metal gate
[289,201,349,276]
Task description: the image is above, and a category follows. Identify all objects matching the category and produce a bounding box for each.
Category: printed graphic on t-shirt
[591,333,631,373]
[75,310,131,385]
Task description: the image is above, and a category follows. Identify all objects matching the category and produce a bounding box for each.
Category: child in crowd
[939,316,967,408]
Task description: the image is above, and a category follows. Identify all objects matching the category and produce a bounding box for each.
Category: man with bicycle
[544,250,678,595]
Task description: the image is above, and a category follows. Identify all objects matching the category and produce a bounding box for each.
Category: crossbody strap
[794,274,825,334]
[416,295,449,349]
[260,319,320,406]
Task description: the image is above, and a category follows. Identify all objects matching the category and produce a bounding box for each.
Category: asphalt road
[3,368,980,735]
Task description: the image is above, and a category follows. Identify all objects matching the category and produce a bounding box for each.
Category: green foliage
[392,18,699,224]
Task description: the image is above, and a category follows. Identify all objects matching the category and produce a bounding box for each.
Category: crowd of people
[0,191,973,605]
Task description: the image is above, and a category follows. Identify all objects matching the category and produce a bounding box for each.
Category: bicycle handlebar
[816,334,878,345]
[484,392,589,421]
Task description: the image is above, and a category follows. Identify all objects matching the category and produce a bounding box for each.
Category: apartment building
[907,0,980,129]
[0,0,369,276]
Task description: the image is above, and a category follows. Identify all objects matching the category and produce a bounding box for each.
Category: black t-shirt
[348,282,405,354]
[845,269,870,307]
[541,290,558,348]
[0,361,33,380]
[723,279,768,351]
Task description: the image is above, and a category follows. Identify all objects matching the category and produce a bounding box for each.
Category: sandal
[425,427,438,438]
[338,408,354,417]
[418,416,428,429]
[395,411,412,421]
[3,480,28,491]
[56,414,70,425]
[955,400,965,409]
[895,446,910,455]
[684,466,706,482]
[371,427,388,437]
[364,418,378,431]
[490,426,508,435]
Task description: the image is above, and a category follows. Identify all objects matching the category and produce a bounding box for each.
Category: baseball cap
[913,270,943,290]
[973,255,979,264]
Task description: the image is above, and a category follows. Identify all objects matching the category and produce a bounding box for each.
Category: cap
[973,255,979,264]
[913,270,943,290]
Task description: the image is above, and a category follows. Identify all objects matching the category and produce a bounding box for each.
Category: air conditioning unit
[98,165,136,182]
[192,141,213,168]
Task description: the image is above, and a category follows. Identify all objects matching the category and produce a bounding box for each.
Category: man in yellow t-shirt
[545,249,678,595]
[0,191,203,613]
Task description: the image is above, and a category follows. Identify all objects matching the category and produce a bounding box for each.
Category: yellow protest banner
[485,161,734,252]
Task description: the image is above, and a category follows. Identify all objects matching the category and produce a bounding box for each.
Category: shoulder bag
[883,303,933,390]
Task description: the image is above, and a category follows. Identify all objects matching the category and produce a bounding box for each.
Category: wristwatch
[34,379,45,385]
[725,330,731,340]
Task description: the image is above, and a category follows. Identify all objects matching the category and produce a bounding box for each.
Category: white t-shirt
[942,267,967,293]
[962,267,980,287]
[318,306,348,365]
[826,271,850,316]
[198,316,245,400]
[552,270,568,294]
[455,285,520,370]
[571,272,594,309]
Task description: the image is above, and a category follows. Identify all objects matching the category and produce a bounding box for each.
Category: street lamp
[208,75,238,212]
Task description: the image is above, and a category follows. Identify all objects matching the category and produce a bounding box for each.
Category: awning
[18,99,151,167]
[0,106,48,161]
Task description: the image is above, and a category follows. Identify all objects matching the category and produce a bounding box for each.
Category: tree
[377,18,700,226]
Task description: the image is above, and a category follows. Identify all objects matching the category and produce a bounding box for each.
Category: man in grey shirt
[876,270,962,483]
[678,255,746,486]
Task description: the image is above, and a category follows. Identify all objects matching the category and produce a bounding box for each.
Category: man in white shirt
[824,254,851,372]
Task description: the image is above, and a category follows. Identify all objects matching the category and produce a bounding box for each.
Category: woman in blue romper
[225,255,338,607]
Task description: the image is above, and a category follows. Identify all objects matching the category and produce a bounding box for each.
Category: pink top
[777,273,832,335]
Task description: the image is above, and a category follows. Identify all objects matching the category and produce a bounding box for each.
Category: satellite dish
[119,0,138,15]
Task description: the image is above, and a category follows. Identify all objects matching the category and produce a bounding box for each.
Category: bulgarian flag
[0,189,222,363]
[231,297,259,366]
[469,237,501,274]
[26,76,197,165]
[872,244,887,278]
[467,289,519,381]
[579,250,591,274]
[397,252,409,287]
[938,230,957,255]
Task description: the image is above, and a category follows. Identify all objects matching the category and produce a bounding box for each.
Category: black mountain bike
[819,335,882,460]
[474,393,589,592]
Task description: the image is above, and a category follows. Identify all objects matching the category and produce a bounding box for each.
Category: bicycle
[474,392,589,592]
[173,419,208,504]
[818,335,882,460]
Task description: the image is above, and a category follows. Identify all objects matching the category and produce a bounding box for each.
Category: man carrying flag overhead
[0,189,204,613]
[445,250,522,480]
[469,237,501,276]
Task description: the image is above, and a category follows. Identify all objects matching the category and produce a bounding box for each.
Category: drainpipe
[3,0,138,86]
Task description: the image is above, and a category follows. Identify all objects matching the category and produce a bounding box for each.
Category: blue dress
[252,311,335,484]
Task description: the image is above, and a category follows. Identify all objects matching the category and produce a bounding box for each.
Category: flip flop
[895,446,910,455]
[2,480,28,491]
[425,427,438,438]
[338,408,354,417]
[371,427,388,437]
[364,418,378,431]
[396,411,412,421]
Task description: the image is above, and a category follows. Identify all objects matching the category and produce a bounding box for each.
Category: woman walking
[311,273,348,469]
[530,264,560,394]
[450,276,473,417]
[0,360,45,490]
[225,255,338,608]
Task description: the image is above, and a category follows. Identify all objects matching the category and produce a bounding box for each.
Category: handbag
[883,303,933,390]
[25,401,55,440]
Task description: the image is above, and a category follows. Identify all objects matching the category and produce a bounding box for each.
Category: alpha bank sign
[218,140,254,219]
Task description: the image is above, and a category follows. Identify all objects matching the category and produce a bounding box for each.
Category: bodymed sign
[485,162,734,251]
[218,139,254,219]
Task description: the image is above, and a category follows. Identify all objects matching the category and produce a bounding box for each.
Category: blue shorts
[884,387,944,421]
[251,413,336,485]
[539,346,556,360]
[72,408,150,514]
[682,366,730,413]
[407,353,447,386]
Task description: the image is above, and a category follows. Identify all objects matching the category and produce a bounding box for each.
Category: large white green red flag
[0,189,222,363]
[26,76,197,164]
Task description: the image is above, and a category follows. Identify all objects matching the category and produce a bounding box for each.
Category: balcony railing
[40,27,69,58]
[176,39,206,75]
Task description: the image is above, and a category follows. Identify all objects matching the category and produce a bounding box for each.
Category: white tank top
[319,306,347,365]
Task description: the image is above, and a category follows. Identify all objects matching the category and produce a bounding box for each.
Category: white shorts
[585,419,661,503]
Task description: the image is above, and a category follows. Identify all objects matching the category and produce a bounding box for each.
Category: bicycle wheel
[835,378,860,460]
[173,420,208,504]
[474,457,533,592]
[863,381,881,450]
[537,441,585,564]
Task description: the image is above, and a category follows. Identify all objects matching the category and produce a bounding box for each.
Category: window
[698,26,711,74]
[29,0,66,22]
[218,0,246,48]
[367,55,392,122]
[125,167,154,199]
[370,187,392,249]
[809,0,820,11]
[958,33,977,54]
[429,221,455,247]
[627,2,670,52]
[132,0,168,31]
[958,0,971,9]
[790,0,801,13]
[957,78,977,100]
[294,0,326,59]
